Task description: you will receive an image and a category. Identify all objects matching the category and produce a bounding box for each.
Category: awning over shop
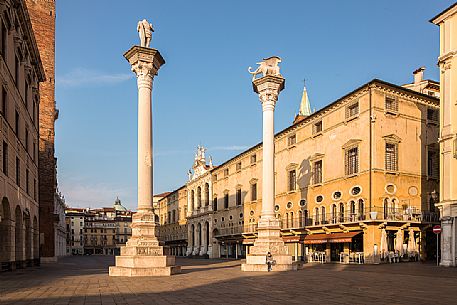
[304,232,361,244]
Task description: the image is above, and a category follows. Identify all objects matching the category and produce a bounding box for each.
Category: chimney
[413,67,425,84]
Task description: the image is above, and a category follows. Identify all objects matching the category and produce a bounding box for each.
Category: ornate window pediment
[286,163,298,171]
[383,134,402,144]
[309,153,324,162]
[342,139,362,149]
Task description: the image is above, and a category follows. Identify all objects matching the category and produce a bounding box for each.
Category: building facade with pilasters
[432,3,457,267]
[157,186,188,256]
[157,76,440,263]
[0,0,45,270]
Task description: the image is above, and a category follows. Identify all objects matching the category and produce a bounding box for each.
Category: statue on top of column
[137,19,154,48]
[248,56,282,81]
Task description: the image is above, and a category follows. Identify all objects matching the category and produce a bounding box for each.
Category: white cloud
[57,68,133,87]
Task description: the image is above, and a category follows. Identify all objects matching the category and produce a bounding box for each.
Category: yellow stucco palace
[157,71,441,264]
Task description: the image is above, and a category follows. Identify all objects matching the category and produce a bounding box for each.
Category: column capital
[124,46,165,80]
[252,75,285,110]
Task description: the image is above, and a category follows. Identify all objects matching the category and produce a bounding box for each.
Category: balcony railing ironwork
[279,207,439,229]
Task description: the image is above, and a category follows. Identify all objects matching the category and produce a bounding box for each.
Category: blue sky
[54,0,454,210]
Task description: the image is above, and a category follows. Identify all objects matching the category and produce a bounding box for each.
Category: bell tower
[25,0,58,262]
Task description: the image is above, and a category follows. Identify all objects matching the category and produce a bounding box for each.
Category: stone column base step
[109,265,181,277]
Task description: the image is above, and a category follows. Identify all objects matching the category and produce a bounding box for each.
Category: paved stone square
[0,256,456,305]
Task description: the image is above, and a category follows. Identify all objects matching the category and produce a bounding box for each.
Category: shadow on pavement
[0,256,456,305]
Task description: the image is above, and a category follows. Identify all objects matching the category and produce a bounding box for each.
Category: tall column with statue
[109,19,180,276]
[241,57,296,271]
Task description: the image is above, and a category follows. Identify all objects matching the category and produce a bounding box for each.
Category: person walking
[266,252,274,272]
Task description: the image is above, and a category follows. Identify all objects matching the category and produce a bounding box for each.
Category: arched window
[391,198,397,211]
[205,183,210,207]
[383,198,389,219]
[358,199,365,220]
[314,207,319,225]
[290,211,294,227]
[213,196,218,211]
[191,190,195,209]
[298,210,303,227]
[391,198,398,220]
[339,202,345,222]
[350,201,356,221]
[197,186,202,209]
[285,213,289,229]
[321,206,326,223]
[332,204,337,223]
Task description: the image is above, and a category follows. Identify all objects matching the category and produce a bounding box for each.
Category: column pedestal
[109,211,180,276]
[242,218,296,271]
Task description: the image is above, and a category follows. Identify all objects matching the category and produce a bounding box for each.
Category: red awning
[304,232,361,245]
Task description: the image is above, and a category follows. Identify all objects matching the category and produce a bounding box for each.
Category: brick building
[24,0,59,262]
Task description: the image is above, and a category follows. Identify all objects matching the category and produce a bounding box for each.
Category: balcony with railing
[191,205,212,217]
[280,207,439,230]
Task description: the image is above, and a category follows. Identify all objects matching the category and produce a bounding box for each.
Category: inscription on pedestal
[136,247,162,256]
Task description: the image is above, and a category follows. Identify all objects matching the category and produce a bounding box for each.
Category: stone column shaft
[137,74,153,212]
[254,76,284,226]
[261,102,275,220]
